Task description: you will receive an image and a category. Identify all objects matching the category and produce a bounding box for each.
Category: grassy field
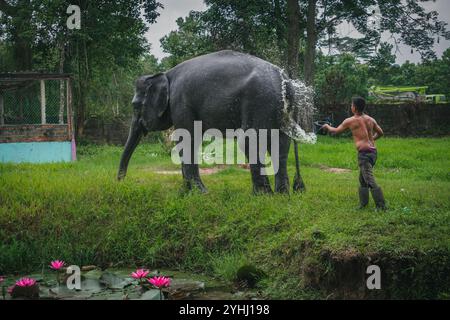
[1,136,449,299]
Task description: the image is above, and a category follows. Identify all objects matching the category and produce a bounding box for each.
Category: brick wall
[0,124,70,143]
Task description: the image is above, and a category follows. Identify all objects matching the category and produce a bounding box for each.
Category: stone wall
[82,117,161,145]
[318,103,450,136]
[82,117,130,145]
[80,103,450,145]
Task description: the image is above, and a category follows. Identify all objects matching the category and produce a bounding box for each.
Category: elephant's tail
[280,75,317,144]
[292,140,305,192]
[280,75,315,192]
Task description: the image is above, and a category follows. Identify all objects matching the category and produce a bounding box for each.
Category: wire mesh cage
[0,73,75,163]
[0,78,69,125]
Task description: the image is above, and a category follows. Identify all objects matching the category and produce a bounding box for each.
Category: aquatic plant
[131,269,150,285]
[148,276,171,300]
[50,260,65,285]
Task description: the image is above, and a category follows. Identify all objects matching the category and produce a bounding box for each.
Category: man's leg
[358,168,370,209]
[360,154,386,210]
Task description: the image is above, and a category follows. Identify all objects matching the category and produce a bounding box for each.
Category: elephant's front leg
[177,134,208,193]
[181,163,208,193]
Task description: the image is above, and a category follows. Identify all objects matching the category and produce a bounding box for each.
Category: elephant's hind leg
[269,132,290,194]
[239,134,273,195]
[249,164,273,194]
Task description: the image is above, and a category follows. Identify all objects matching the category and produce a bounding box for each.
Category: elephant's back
[167,50,283,86]
[166,51,285,131]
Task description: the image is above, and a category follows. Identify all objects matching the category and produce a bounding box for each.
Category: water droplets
[280,71,317,144]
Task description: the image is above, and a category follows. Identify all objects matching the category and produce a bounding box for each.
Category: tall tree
[162,0,448,86]
[286,0,301,79]
[304,0,317,85]
[304,0,449,82]
[367,42,396,84]
[201,0,288,65]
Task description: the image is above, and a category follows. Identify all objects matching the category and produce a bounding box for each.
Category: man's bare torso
[322,111,383,151]
[346,114,377,151]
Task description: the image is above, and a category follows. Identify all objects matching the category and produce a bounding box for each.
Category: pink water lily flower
[50,260,65,270]
[0,276,4,283]
[131,269,150,280]
[15,278,37,287]
[148,276,171,288]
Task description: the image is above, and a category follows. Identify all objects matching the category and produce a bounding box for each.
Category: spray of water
[280,72,317,144]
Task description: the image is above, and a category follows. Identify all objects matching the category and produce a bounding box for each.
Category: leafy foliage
[0,0,163,133]
[315,53,368,105]
[0,0,449,131]
[160,12,214,69]
[367,46,450,97]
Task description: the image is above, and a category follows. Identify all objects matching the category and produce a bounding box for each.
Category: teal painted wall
[0,141,73,163]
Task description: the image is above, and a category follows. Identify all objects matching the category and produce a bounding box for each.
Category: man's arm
[322,118,350,135]
[372,119,384,140]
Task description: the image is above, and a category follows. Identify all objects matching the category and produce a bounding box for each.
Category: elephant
[118,50,316,194]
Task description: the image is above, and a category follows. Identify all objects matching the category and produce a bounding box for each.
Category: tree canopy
[161,1,449,81]
[1,0,449,135]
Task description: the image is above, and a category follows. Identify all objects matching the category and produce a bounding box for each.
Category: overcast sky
[145,0,450,64]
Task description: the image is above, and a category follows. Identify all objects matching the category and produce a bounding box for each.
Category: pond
[1,268,261,300]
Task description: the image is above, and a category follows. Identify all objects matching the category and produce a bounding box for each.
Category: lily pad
[83,269,103,280]
[100,271,133,290]
[140,289,163,300]
[168,279,205,299]
[44,278,104,300]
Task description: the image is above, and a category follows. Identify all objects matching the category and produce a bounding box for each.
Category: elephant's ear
[144,73,169,118]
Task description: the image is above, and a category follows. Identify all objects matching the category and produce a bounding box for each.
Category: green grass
[1,136,449,299]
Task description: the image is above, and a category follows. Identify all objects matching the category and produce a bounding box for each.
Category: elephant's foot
[275,176,290,194]
[252,178,273,195]
[293,173,306,193]
[182,179,208,194]
[117,170,126,181]
[275,182,289,194]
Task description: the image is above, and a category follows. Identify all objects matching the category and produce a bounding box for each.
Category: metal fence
[0,78,68,125]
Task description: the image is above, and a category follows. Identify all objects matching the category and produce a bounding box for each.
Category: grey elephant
[118,50,315,194]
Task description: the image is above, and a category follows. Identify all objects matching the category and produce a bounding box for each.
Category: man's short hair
[352,96,366,113]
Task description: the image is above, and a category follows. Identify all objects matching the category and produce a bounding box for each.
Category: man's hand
[322,119,349,135]
[373,120,384,140]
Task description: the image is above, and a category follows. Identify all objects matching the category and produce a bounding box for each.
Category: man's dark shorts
[358,149,379,189]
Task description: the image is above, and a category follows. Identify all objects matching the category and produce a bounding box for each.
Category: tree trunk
[76,80,87,138]
[59,41,66,124]
[75,37,89,138]
[286,0,301,79]
[273,0,286,65]
[304,0,317,85]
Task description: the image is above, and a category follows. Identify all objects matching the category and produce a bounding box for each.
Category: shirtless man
[322,97,387,210]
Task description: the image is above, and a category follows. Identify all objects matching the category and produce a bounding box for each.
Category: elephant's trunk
[118,116,143,180]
